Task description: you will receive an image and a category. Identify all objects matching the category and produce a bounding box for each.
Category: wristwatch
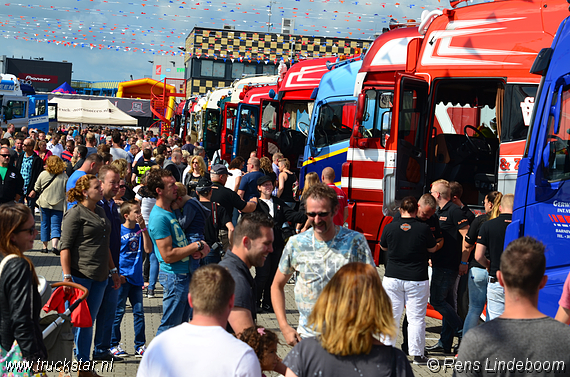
[196,241,204,251]
[110,267,118,274]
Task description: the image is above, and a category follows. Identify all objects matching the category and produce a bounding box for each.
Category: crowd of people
[1,123,570,377]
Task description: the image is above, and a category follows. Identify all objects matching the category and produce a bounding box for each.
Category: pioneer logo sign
[17,73,58,84]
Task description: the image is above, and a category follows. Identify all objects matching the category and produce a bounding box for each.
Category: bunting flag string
[1,0,446,57]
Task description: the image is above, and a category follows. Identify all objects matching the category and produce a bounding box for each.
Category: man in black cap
[196,177,234,265]
[210,164,257,251]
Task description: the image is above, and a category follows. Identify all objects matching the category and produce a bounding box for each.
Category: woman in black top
[284,262,414,377]
[254,175,306,313]
[380,196,437,364]
[277,158,297,208]
[462,190,502,335]
[0,204,47,371]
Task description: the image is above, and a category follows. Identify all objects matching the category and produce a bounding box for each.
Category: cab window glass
[262,102,278,132]
[239,108,258,135]
[543,88,570,182]
[361,90,392,146]
[399,89,422,147]
[7,100,26,118]
[314,102,355,148]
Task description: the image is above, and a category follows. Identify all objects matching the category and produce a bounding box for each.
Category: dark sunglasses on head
[306,211,330,218]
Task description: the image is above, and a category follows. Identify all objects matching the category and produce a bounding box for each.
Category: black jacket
[255,196,306,252]
[0,165,24,204]
[16,152,43,195]
[0,255,47,361]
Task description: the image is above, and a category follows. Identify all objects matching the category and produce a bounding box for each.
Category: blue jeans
[156,271,191,336]
[148,249,159,291]
[463,267,488,335]
[40,207,63,242]
[430,267,463,351]
[70,276,107,362]
[487,280,505,320]
[111,281,146,351]
[93,277,119,357]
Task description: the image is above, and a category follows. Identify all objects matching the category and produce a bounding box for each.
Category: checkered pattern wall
[185,27,371,96]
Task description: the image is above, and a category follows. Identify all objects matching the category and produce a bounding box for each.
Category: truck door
[221,102,237,163]
[258,99,280,158]
[385,74,429,213]
[233,104,259,161]
[521,76,570,316]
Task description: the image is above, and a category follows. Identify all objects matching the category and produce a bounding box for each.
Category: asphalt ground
[26,215,457,377]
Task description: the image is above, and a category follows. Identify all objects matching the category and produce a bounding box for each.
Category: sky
[1,0,468,81]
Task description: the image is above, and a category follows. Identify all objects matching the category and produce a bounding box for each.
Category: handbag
[35,174,58,199]
[0,254,47,377]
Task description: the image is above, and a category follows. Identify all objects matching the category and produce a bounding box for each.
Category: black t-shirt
[219,250,257,332]
[478,213,512,277]
[284,337,414,377]
[461,203,476,225]
[210,182,248,225]
[199,200,231,246]
[381,217,436,281]
[134,160,157,183]
[393,212,442,240]
[433,201,469,271]
[465,213,489,269]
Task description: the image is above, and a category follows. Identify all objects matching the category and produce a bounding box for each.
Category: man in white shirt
[136,264,261,377]
[46,132,64,158]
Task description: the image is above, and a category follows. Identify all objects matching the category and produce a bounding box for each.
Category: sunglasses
[16,226,36,235]
[0,154,10,158]
[23,144,33,147]
[119,185,126,188]
[306,211,330,218]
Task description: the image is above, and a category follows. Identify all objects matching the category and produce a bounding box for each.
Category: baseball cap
[150,137,158,142]
[211,164,232,176]
[196,177,213,192]
[257,175,274,186]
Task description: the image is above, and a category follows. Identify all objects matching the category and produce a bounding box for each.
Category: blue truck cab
[300,59,363,189]
[506,16,570,317]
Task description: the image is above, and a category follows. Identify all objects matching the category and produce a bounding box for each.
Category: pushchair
[38,278,89,374]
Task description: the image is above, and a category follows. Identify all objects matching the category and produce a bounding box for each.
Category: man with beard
[271,183,375,346]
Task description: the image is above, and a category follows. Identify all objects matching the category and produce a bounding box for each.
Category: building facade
[184,27,372,96]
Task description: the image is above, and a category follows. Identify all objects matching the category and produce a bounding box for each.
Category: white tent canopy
[51,97,138,125]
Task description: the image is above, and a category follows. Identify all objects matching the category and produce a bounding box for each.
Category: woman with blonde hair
[182,155,208,196]
[34,155,68,254]
[462,190,502,335]
[277,158,297,209]
[283,262,413,377]
[0,203,47,372]
[34,139,52,165]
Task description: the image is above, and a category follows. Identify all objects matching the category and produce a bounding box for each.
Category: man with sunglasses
[15,138,43,210]
[0,146,24,204]
[271,183,375,346]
